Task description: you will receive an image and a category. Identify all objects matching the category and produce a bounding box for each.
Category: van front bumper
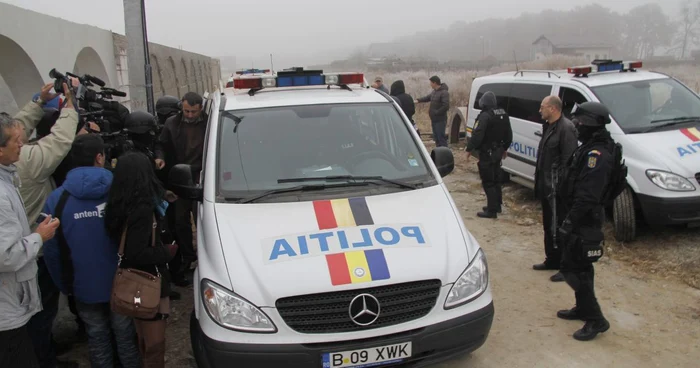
[637,194,700,225]
[191,302,494,368]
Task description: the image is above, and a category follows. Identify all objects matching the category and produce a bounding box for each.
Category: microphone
[102,88,127,97]
[84,74,106,87]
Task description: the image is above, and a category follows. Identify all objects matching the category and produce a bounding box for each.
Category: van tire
[613,187,636,242]
[190,311,213,368]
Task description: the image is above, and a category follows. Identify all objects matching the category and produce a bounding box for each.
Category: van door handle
[535,131,543,137]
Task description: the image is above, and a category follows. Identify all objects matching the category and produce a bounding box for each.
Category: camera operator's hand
[39,83,59,104]
[69,76,80,88]
[78,122,100,136]
[165,190,178,203]
[62,82,75,110]
[155,159,165,170]
[36,215,61,243]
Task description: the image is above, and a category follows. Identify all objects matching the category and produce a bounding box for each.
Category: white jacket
[0,163,43,331]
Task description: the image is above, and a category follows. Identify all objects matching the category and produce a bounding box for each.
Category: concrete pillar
[123,0,154,114]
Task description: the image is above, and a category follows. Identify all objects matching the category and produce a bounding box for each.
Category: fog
[3,0,683,68]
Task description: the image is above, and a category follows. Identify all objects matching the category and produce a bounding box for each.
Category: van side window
[472,83,511,110]
[559,87,588,119]
[508,84,550,124]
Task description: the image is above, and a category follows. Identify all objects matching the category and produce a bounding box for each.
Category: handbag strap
[118,224,128,266]
[116,213,158,268]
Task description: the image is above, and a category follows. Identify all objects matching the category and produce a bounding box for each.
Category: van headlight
[201,279,276,333]
[646,170,696,191]
[444,249,489,309]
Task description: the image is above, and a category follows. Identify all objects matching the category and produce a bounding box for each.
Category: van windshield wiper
[643,116,700,133]
[277,175,420,190]
[231,183,369,204]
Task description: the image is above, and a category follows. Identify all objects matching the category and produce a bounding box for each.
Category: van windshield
[591,78,700,134]
[216,103,434,201]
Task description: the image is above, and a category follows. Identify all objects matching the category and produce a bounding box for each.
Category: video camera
[48,68,160,170]
[49,68,128,133]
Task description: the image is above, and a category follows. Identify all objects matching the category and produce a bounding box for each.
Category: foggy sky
[3,0,677,67]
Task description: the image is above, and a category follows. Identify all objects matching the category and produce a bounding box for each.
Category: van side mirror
[168,164,203,201]
[431,147,454,177]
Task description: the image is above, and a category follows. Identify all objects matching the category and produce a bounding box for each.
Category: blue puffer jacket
[43,166,117,304]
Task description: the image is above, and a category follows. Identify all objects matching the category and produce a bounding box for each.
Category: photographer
[14,82,83,368]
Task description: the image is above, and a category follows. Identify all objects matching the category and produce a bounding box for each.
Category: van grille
[276,280,442,334]
[696,173,700,185]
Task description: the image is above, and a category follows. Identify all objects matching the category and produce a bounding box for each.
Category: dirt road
[55,147,700,367]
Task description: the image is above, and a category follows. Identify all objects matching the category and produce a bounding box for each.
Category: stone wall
[112,33,221,103]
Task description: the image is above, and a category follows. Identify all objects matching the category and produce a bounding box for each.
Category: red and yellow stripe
[312,197,390,286]
[680,127,700,142]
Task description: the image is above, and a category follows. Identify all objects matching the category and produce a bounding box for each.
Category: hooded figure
[479,91,498,110]
[465,90,513,218]
[390,80,416,125]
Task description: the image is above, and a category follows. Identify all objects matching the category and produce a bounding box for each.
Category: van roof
[222,85,392,111]
[476,69,670,88]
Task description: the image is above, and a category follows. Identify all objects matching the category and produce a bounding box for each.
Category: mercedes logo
[348,293,381,326]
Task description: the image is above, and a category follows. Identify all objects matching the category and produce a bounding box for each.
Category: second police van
[169,67,494,367]
[463,60,700,241]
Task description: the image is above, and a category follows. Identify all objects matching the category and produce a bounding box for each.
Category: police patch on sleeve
[587,156,597,168]
[473,121,479,130]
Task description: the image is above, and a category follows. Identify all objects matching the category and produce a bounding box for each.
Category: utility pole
[123,0,155,114]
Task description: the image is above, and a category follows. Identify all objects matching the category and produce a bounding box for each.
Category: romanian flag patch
[312,198,391,286]
[680,127,700,142]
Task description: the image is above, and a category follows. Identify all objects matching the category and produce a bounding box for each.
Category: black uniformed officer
[556,101,615,341]
[466,91,513,218]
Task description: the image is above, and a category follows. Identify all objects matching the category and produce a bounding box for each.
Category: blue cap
[33,93,63,110]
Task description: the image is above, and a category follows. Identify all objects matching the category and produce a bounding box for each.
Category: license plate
[322,342,412,368]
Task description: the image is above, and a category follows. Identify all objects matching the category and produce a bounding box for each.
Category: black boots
[482,206,502,213]
[557,307,584,321]
[477,211,497,218]
[573,319,610,341]
[558,307,610,341]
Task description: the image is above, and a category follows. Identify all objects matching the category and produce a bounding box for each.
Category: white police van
[168,67,494,367]
[462,60,700,242]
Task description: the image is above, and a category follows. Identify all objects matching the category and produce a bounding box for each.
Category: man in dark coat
[533,96,578,283]
[415,76,449,147]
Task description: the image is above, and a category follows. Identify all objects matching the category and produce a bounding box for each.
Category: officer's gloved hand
[558,218,574,239]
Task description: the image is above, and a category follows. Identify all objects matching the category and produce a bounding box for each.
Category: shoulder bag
[110,214,162,319]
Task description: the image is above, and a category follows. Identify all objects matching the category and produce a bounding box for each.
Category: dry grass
[369,55,700,133]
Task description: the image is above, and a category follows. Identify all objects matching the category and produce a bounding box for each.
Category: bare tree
[668,0,700,59]
[623,3,675,59]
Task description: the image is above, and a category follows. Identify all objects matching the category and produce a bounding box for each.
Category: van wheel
[613,187,636,242]
[190,311,213,368]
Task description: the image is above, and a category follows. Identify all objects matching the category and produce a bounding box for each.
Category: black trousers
[541,195,565,267]
[0,325,40,368]
[27,257,59,368]
[477,149,503,212]
[169,198,197,278]
[561,240,604,321]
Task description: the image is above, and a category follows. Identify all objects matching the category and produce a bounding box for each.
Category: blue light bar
[596,62,623,72]
[277,74,325,87]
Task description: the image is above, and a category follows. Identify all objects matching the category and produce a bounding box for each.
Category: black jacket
[560,130,615,230]
[534,116,578,199]
[119,206,173,298]
[156,112,209,183]
[466,91,513,155]
[418,83,450,122]
[390,81,415,123]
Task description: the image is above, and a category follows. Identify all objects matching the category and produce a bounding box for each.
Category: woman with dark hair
[104,151,177,368]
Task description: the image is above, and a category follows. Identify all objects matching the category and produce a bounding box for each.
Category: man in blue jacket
[43,134,140,368]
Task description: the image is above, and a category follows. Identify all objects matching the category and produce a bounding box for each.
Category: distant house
[531,35,614,62]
